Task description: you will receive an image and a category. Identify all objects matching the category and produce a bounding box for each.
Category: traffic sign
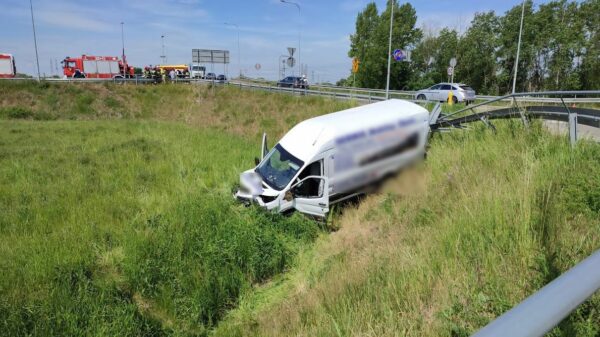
[286,57,296,68]
[287,47,296,57]
[352,58,359,73]
[393,49,406,62]
[447,67,454,76]
[255,63,261,70]
[449,57,457,67]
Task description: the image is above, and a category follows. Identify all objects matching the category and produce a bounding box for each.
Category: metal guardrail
[2,77,600,104]
[471,249,600,337]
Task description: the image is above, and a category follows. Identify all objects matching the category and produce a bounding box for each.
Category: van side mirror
[254,157,260,166]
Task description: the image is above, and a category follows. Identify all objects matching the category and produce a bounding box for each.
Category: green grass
[0,81,598,336]
[0,120,321,336]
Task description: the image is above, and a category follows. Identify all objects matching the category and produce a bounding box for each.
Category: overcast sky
[2,0,530,82]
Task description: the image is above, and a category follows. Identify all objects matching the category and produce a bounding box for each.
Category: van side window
[298,160,322,180]
[294,160,322,197]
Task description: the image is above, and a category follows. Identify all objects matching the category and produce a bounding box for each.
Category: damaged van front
[234,133,330,217]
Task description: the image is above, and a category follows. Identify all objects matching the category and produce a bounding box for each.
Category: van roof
[279,99,429,162]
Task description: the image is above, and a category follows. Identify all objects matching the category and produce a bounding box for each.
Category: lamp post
[224,22,241,79]
[280,0,301,76]
[29,0,41,81]
[385,0,395,99]
[121,22,126,77]
[512,0,525,94]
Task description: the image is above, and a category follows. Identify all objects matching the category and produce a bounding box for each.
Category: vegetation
[0,82,351,336]
[344,0,600,94]
[0,82,598,336]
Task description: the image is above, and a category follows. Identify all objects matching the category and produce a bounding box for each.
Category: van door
[291,176,329,217]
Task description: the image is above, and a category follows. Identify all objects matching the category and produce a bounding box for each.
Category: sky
[1,0,531,83]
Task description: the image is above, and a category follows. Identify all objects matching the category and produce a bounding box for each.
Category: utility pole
[385,0,395,99]
[29,0,41,81]
[121,22,126,77]
[160,35,167,65]
[224,23,241,78]
[512,0,525,94]
[281,0,301,76]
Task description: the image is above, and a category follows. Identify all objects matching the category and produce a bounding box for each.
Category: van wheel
[417,94,426,100]
[452,96,458,104]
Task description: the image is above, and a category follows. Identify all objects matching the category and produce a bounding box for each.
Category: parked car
[216,74,227,83]
[277,76,309,89]
[205,72,216,80]
[414,83,476,104]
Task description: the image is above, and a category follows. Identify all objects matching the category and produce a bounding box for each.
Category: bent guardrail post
[471,249,600,337]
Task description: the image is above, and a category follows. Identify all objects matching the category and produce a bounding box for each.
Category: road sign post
[449,58,457,84]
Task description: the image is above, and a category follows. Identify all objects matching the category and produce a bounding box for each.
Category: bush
[0,106,34,119]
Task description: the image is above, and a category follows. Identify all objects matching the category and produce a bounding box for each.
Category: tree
[348,1,421,89]
[456,12,500,94]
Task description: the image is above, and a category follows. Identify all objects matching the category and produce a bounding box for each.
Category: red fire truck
[62,55,134,78]
[0,54,17,78]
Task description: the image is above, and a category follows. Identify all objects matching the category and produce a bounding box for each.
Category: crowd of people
[142,66,190,83]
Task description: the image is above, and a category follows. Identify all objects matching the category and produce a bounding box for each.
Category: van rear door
[291,176,329,217]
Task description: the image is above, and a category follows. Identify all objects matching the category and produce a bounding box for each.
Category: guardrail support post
[562,97,578,147]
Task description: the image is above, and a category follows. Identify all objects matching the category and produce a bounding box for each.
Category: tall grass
[1,81,598,336]
[0,119,320,336]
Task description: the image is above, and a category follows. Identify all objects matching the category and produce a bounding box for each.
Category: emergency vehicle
[0,54,17,78]
[62,55,133,79]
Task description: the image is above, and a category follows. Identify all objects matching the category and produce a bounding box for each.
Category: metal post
[160,35,166,65]
[281,0,301,76]
[561,97,578,147]
[512,0,525,94]
[121,22,126,78]
[385,0,395,100]
[29,0,41,81]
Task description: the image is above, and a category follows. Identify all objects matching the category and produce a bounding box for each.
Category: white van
[235,99,430,217]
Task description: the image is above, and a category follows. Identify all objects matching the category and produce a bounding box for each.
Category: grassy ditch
[0,81,598,336]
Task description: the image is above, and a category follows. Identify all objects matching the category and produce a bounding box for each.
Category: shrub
[0,106,34,119]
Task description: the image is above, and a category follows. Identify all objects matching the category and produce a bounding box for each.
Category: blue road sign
[393,49,405,61]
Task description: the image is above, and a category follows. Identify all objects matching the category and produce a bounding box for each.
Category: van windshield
[256,144,304,191]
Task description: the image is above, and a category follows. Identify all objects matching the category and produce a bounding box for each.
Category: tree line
[340,0,599,95]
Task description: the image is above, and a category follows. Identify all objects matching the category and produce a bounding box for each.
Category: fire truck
[0,53,16,78]
[62,55,134,79]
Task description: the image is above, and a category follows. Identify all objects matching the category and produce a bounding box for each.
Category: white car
[415,83,476,104]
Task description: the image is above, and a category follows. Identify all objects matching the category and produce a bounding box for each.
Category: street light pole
[281,0,301,76]
[512,0,525,94]
[121,22,126,77]
[224,23,241,79]
[29,0,41,81]
[385,0,395,99]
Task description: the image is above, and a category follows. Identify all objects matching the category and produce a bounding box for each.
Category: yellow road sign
[352,58,359,73]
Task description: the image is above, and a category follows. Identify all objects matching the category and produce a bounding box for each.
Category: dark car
[216,74,227,83]
[277,76,309,89]
[205,72,216,80]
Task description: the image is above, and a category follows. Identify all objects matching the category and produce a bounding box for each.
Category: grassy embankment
[0,81,352,336]
[0,81,599,336]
